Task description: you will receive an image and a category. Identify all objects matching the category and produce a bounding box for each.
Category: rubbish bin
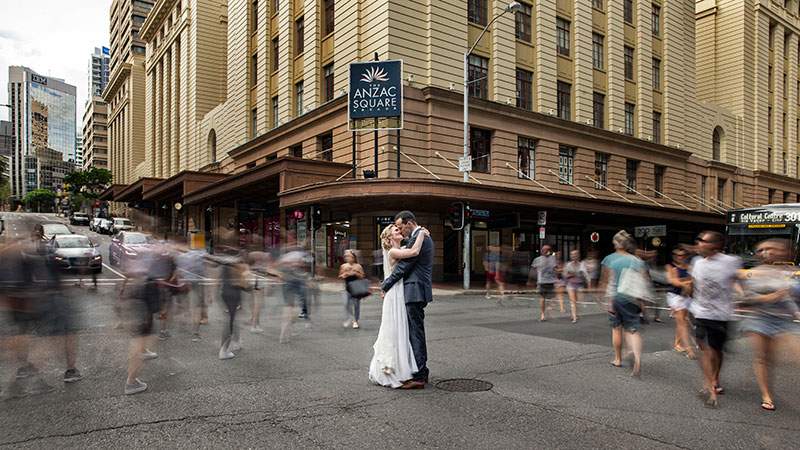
[188,230,205,250]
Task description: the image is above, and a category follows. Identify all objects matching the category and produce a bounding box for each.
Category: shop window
[558,146,574,184]
[594,153,608,190]
[470,127,491,173]
[517,137,535,179]
[626,159,638,193]
[319,132,333,161]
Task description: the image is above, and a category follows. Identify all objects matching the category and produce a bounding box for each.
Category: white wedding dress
[368,249,418,388]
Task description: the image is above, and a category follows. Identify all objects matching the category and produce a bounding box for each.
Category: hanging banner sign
[348,60,403,131]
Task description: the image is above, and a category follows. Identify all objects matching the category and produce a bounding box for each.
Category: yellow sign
[747,224,786,228]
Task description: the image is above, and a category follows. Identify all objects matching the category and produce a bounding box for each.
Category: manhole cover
[435,379,493,392]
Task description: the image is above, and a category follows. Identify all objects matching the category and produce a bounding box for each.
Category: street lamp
[461,1,520,290]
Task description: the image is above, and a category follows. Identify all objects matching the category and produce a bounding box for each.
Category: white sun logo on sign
[360,66,390,83]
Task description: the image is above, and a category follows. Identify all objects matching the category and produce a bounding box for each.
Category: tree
[63,167,113,200]
[23,189,57,212]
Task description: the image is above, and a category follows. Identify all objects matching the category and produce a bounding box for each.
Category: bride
[369,223,429,387]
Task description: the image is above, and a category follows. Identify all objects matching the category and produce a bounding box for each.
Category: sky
[0,0,111,126]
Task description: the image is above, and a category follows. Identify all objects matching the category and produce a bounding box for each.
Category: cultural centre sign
[348,60,403,131]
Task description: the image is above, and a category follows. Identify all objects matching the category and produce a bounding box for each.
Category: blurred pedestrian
[217,249,250,360]
[529,245,557,322]
[277,246,311,343]
[248,251,277,334]
[554,250,567,313]
[564,249,590,323]
[690,231,743,408]
[484,245,506,301]
[584,251,600,290]
[340,249,366,329]
[666,246,696,359]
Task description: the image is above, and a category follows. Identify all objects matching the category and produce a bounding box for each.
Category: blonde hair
[343,249,358,263]
[613,230,636,253]
[380,224,396,251]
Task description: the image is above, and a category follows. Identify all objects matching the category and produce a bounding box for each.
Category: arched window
[208,129,217,162]
[712,126,722,160]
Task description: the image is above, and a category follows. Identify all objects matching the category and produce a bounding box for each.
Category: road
[0,212,799,448]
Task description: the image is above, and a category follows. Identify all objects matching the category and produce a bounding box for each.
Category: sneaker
[342,318,353,328]
[199,317,208,325]
[63,369,83,383]
[5,381,27,398]
[141,349,158,360]
[231,341,242,351]
[191,333,202,342]
[250,326,264,334]
[124,378,148,395]
[218,348,235,360]
[29,378,56,395]
[158,330,171,341]
[15,363,38,379]
[352,321,359,329]
[297,312,309,319]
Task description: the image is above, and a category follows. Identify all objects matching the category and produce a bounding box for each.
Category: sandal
[704,397,718,409]
[610,360,623,367]
[571,318,578,323]
[653,317,663,323]
[761,401,775,411]
[673,346,687,353]
[713,385,725,395]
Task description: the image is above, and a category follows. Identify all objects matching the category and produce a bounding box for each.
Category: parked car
[89,217,104,232]
[32,222,73,252]
[69,212,91,226]
[108,231,159,270]
[110,217,133,234]
[97,219,113,235]
[48,234,102,273]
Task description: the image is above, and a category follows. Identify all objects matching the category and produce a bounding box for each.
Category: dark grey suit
[381,227,433,382]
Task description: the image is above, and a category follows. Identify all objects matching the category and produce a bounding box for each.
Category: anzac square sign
[348,60,403,130]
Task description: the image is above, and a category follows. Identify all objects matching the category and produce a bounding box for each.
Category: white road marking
[178,267,209,280]
[102,263,126,278]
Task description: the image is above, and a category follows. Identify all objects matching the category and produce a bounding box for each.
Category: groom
[381,210,434,389]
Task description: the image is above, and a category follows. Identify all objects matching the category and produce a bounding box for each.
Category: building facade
[82,96,109,171]
[103,0,800,281]
[24,147,72,194]
[88,46,111,98]
[75,132,83,168]
[7,66,77,201]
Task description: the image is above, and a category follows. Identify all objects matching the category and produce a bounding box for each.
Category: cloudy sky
[0,0,111,124]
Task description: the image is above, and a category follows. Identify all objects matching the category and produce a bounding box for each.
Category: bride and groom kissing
[369,211,433,389]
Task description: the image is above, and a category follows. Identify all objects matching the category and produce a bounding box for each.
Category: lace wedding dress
[368,249,418,388]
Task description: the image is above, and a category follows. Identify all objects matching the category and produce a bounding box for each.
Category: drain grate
[435,378,493,392]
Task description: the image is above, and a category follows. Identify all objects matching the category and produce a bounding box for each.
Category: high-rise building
[0,120,12,156]
[109,0,152,76]
[7,66,77,200]
[88,47,111,98]
[75,132,83,168]
[23,148,72,194]
[82,96,109,171]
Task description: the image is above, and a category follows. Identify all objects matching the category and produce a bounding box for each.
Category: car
[48,234,102,273]
[110,217,133,234]
[69,212,91,226]
[32,222,74,252]
[89,217,104,232]
[97,219,113,235]
[108,231,159,270]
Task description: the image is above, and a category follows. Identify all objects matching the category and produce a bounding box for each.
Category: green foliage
[63,167,113,199]
[23,189,57,212]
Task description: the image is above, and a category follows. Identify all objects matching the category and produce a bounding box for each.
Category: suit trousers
[406,301,429,382]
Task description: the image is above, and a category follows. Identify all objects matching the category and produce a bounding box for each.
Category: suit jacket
[381,227,434,303]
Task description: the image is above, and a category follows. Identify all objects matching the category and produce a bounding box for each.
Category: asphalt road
[1,212,799,449]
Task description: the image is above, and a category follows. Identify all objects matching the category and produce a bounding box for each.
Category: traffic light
[465,203,472,221]
[449,202,464,230]
[311,207,322,230]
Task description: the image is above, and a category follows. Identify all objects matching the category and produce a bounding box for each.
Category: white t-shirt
[690,252,742,321]
[531,255,557,285]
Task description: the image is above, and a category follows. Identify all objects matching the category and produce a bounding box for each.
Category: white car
[89,217,104,232]
[111,218,134,234]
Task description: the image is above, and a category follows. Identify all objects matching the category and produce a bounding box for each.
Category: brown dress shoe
[399,380,425,389]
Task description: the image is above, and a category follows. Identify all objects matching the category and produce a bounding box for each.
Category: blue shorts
[608,299,642,333]
[742,314,797,338]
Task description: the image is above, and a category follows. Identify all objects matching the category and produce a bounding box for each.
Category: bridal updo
[380,224,396,251]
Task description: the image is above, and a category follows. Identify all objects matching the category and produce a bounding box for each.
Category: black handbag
[346,279,372,299]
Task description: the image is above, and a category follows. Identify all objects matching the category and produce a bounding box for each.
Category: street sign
[634,225,667,238]
[472,209,489,218]
[539,227,546,239]
[538,211,547,226]
[348,60,403,131]
[458,156,472,172]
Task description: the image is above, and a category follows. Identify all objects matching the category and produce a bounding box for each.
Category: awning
[142,170,229,202]
[99,184,129,201]
[115,177,164,203]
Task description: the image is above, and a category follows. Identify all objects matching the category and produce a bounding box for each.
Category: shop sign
[487,212,520,229]
[472,209,490,218]
[634,225,666,238]
[375,216,395,225]
[348,60,403,131]
[538,211,547,226]
[590,231,600,243]
[239,201,269,212]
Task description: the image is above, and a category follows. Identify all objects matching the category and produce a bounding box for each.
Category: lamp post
[462,1,520,290]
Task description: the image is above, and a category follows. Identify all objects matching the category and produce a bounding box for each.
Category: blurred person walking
[217,249,251,360]
[123,260,160,395]
[483,245,506,301]
[248,251,277,334]
[554,250,567,313]
[738,238,800,411]
[340,249,366,329]
[690,231,743,408]
[564,250,590,323]
[599,231,650,376]
[277,246,311,343]
[528,245,557,322]
[666,247,696,359]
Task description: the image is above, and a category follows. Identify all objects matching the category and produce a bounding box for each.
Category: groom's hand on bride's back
[381,290,386,298]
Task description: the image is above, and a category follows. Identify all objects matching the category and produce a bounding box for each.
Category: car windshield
[115,219,131,225]
[124,234,154,245]
[43,224,71,236]
[56,236,92,248]
[74,213,88,217]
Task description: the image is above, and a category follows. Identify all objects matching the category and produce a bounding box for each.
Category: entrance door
[472,230,488,275]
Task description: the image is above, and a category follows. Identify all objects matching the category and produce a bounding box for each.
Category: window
[652,58,661,90]
[593,92,605,128]
[654,165,665,198]
[624,103,635,135]
[295,81,304,115]
[319,133,333,161]
[273,0,279,15]
[783,113,787,136]
[593,0,603,9]
[717,178,726,206]
[468,55,489,99]
[272,96,278,127]
[470,127,491,173]
[732,180,737,205]
[515,2,532,42]
[592,33,604,69]
[768,188,775,204]
[133,15,146,23]
[558,146,574,184]
[797,157,799,178]
[712,127,721,159]
[252,108,258,137]
[624,46,634,80]
[594,153,608,190]
[296,17,304,55]
[324,0,335,35]
[252,0,258,32]
[768,106,772,132]
[323,63,334,102]
[769,66,773,92]
[768,147,773,171]
[557,18,570,57]
[784,191,791,203]
[516,69,532,110]
[626,159,638,193]
[518,137,535,179]
[290,144,302,158]
[652,4,660,36]
[207,129,216,162]
[624,0,633,23]
[468,0,487,25]
[784,73,788,95]
[557,81,571,120]
[769,24,774,50]
[252,53,258,85]
[272,38,279,71]
[653,111,661,143]
[784,151,788,174]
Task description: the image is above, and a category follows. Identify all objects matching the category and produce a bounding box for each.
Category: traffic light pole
[463,221,470,290]
[310,205,316,280]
